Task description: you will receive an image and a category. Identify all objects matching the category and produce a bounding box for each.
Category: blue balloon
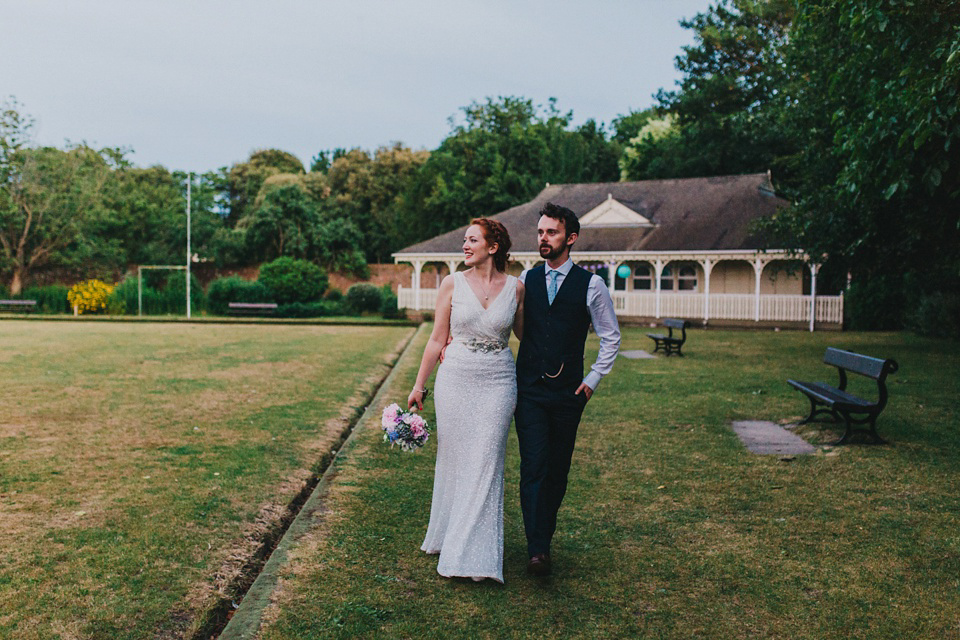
[616,265,631,279]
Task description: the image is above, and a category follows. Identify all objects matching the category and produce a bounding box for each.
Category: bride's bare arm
[512,280,525,342]
[408,275,455,410]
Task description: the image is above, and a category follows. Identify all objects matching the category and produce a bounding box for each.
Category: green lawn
[259,327,960,639]
[0,320,414,639]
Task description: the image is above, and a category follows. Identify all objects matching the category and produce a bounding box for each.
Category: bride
[407,218,524,583]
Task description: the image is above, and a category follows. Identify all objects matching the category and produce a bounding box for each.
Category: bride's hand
[408,388,428,411]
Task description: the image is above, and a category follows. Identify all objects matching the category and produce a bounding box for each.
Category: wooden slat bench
[787,347,899,445]
[227,302,278,316]
[647,318,689,356]
[0,299,37,313]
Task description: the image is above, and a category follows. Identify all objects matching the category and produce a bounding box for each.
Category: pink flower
[381,403,400,429]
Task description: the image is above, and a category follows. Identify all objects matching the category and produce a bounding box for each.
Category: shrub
[324,288,343,302]
[380,285,404,319]
[162,272,205,314]
[108,277,140,315]
[207,276,273,315]
[345,283,382,314]
[908,292,960,339]
[844,275,906,330]
[20,285,71,313]
[258,257,327,305]
[275,300,344,318]
[67,279,115,315]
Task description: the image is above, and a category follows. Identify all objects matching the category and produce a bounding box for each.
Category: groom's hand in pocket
[575,382,593,403]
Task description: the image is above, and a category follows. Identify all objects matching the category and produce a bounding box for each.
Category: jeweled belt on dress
[459,338,508,353]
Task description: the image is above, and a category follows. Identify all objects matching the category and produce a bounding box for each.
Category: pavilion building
[392,172,841,330]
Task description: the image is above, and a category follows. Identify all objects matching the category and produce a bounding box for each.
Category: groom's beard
[539,244,564,261]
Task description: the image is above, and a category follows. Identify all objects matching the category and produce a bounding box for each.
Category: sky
[2,0,712,173]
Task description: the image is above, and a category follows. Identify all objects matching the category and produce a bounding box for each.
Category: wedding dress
[421,271,518,583]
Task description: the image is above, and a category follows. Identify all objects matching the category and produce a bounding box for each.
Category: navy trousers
[514,382,587,557]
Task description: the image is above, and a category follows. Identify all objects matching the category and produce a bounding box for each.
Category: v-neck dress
[421,271,519,582]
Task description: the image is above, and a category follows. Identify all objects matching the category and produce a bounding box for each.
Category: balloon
[616,264,631,279]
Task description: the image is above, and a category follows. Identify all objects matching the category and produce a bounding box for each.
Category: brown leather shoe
[527,553,552,576]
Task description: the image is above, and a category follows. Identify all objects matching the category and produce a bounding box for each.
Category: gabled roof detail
[579,194,654,228]
[394,173,787,256]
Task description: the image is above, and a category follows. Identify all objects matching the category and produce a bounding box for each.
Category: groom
[516,202,621,576]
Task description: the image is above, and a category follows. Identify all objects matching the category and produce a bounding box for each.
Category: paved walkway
[620,349,656,359]
[731,420,817,455]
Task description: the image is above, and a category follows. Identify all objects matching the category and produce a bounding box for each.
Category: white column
[753,257,765,322]
[808,262,819,332]
[654,258,664,319]
[521,258,537,271]
[446,260,460,282]
[701,258,715,324]
[411,260,424,310]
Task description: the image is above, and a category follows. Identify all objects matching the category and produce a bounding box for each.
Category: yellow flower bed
[67,279,115,315]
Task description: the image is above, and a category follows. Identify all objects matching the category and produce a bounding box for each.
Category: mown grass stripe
[218,324,427,639]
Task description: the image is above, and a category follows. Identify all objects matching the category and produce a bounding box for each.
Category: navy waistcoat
[517,264,592,390]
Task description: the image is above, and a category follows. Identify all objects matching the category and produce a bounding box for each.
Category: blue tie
[547,269,559,305]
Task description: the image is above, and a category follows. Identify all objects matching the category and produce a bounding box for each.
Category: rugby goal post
[137,265,187,317]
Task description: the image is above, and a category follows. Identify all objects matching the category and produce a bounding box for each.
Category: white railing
[398,286,438,312]
[401,287,843,325]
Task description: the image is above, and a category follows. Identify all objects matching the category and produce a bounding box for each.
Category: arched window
[660,263,698,292]
[633,265,653,290]
[660,266,674,290]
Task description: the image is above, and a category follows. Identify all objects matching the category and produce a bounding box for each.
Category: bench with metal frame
[787,347,898,445]
[646,318,689,356]
[0,299,37,313]
[227,302,278,316]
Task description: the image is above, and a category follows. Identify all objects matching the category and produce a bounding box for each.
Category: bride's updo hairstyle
[470,218,512,273]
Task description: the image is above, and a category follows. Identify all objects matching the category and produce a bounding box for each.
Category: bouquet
[381,403,430,451]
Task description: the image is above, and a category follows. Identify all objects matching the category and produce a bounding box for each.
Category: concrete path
[731,420,817,455]
[620,349,656,359]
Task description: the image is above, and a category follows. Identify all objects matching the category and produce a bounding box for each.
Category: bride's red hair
[470,218,512,272]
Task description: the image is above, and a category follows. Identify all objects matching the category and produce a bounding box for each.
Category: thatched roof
[395,173,788,255]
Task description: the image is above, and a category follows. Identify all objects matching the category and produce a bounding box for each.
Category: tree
[326,143,429,261]
[0,142,113,294]
[610,108,659,146]
[769,0,960,329]
[226,149,305,226]
[621,0,797,181]
[241,183,368,276]
[243,184,322,262]
[399,96,620,244]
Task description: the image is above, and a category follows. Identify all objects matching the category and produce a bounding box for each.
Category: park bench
[227,302,278,316]
[647,318,689,356]
[787,347,898,445]
[0,299,37,313]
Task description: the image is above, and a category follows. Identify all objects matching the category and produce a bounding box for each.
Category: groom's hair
[539,202,580,237]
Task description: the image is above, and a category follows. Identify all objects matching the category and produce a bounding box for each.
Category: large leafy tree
[771,0,960,329]
[0,142,114,294]
[621,0,796,181]
[95,166,229,269]
[325,143,429,262]
[399,96,620,243]
[242,184,367,276]
[226,149,305,226]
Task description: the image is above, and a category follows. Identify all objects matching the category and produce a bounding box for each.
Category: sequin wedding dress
[421,271,518,583]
